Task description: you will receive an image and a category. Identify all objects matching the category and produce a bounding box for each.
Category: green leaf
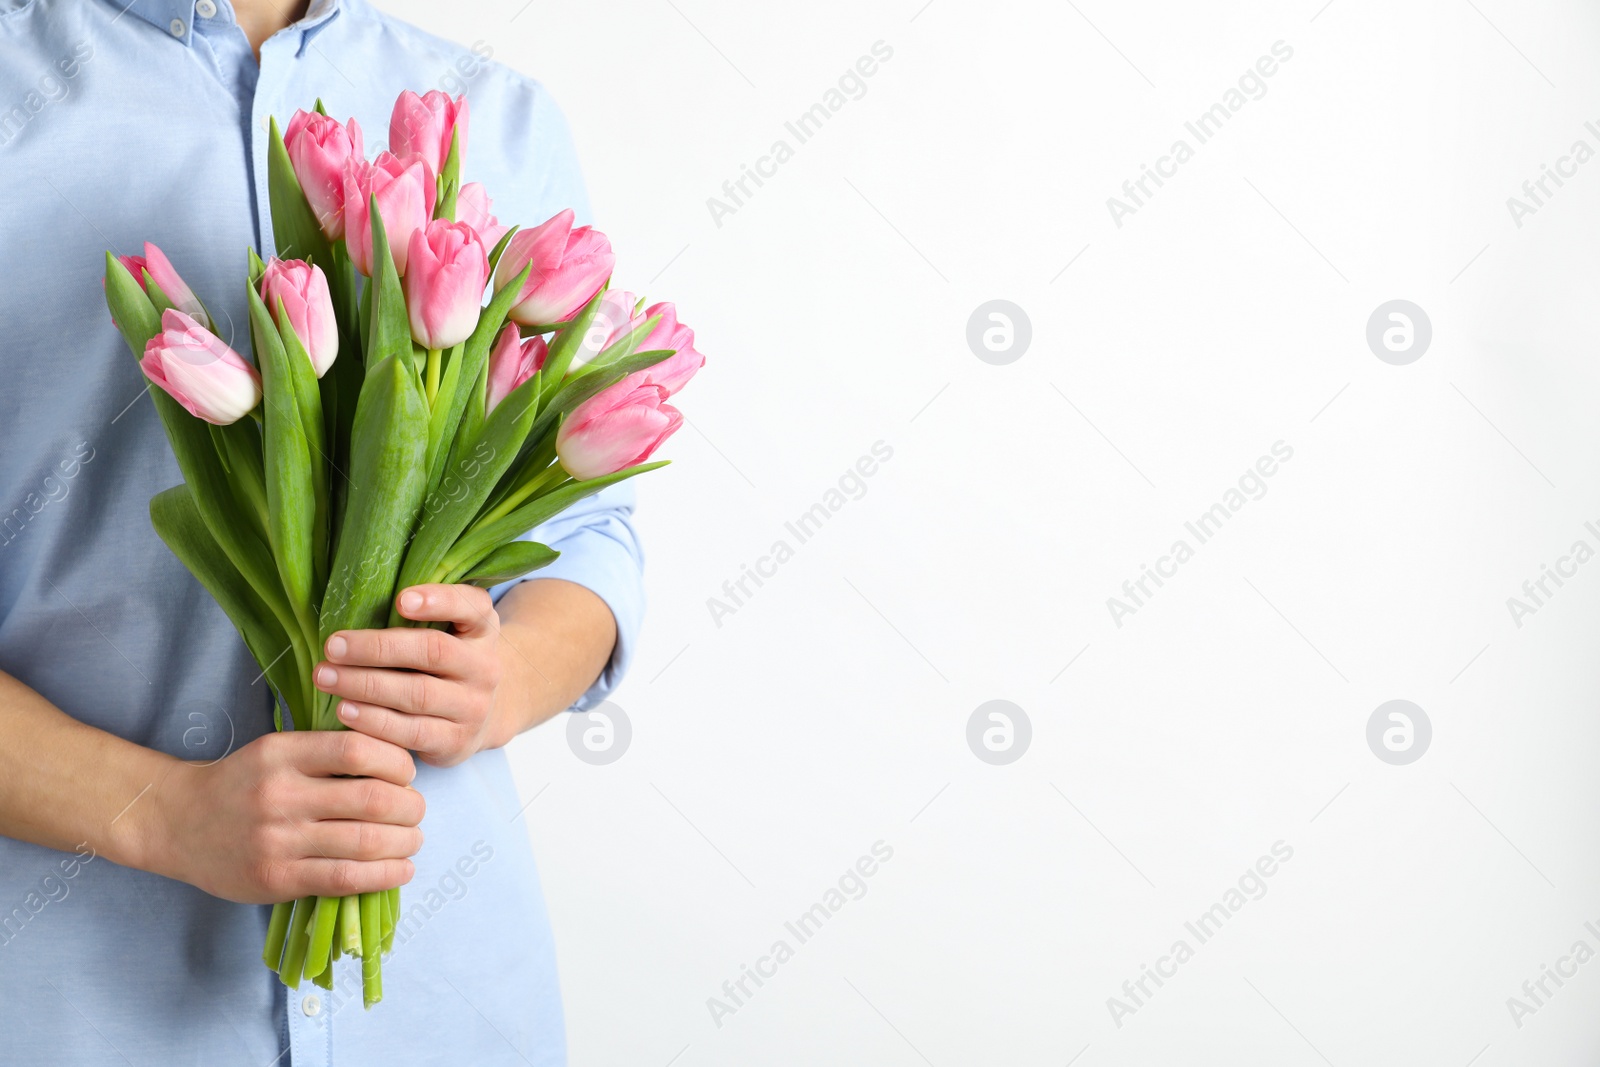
[423,261,532,499]
[267,115,333,266]
[276,303,330,594]
[393,365,545,615]
[439,462,667,584]
[150,485,299,722]
[485,225,519,277]
[248,287,317,634]
[319,352,430,725]
[457,539,560,588]
[437,127,461,221]
[537,288,608,386]
[103,252,158,359]
[363,196,411,371]
[568,312,662,380]
[528,348,675,446]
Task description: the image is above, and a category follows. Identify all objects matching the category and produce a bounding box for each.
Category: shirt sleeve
[487,481,644,711]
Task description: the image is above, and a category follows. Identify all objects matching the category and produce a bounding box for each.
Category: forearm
[0,670,178,868]
[489,577,618,742]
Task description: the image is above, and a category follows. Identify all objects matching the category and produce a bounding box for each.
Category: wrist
[103,746,186,876]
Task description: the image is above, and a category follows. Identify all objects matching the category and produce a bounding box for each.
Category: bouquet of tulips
[99,90,703,1007]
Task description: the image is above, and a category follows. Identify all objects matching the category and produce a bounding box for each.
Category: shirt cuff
[487,481,644,712]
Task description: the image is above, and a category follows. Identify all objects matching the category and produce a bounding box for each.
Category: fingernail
[399,590,423,614]
[339,702,359,721]
[315,665,337,688]
[326,635,347,659]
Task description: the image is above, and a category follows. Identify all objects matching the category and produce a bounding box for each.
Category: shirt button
[195,0,217,16]
[168,17,185,37]
[301,993,322,1017]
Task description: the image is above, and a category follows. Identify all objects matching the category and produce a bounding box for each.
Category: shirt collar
[108,0,343,47]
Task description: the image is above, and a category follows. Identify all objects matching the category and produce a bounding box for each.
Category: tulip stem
[476,463,565,530]
[424,348,442,407]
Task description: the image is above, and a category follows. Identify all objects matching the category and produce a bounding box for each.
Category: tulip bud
[118,243,210,328]
[555,379,681,480]
[456,182,509,250]
[492,208,614,326]
[389,90,467,177]
[343,151,435,276]
[283,110,364,239]
[140,309,262,425]
[260,257,339,377]
[404,220,489,351]
[485,323,547,414]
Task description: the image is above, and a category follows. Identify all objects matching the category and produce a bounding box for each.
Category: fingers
[303,819,424,862]
[283,730,417,787]
[336,700,463,762]
[305,777,426,827]
[394,583,498,636]
[315,661,457,719]
[324,625,462,675]
[291,858,416,898]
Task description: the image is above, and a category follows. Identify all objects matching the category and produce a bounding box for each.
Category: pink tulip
[555,379,682,480]
[343,151,435,276]
[485,323,547,414]
[492,208,615,326]
[118,243,209,326]
[259,257,339,377]
[389,90,467,177]
[589,297,705,397]
[631,304,705,395]
[283,110,363,239]
[141,309,262,426]
[404,220,489,350]
[456,182,509,250]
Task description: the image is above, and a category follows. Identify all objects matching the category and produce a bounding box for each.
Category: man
[0,0,639,1062]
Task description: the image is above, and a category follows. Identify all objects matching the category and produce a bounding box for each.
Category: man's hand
[314,584,509,769]
[148,731,424,904]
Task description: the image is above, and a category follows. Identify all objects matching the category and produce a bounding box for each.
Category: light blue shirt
[0,0,644,1062]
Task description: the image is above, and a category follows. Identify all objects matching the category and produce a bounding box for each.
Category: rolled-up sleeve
[487,480,644,711]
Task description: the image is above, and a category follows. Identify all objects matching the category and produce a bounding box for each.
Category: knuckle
[423,630,448,672]
[407,714,430,752]
[328,861,360,896]
[254,775,290,815]
[410,675,431,715]
[334,729,364,770]
[376,631,402,665]
[356,821,384,859]
[256,857,292,896]
[359,781,386,819]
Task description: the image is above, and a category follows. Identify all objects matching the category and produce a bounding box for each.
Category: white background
[384,1,1600,1063]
